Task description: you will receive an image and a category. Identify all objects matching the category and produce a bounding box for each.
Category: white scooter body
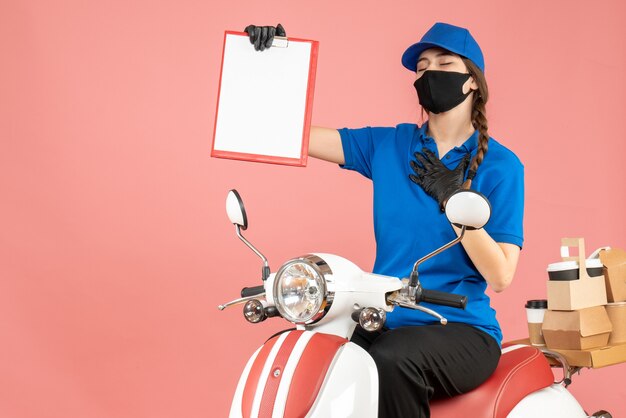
[221,190,609,418]
[509,384,586,417]
[228,254,590,418]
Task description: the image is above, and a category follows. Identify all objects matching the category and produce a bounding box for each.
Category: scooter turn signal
[243,299,266,323]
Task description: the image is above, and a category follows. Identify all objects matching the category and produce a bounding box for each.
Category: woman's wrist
[452,225,518,292]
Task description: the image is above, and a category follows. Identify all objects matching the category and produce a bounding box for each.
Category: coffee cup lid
[547,259,602,272]
[525,299,548,309]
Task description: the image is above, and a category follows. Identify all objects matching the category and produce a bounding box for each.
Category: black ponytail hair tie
[467,169,477,180]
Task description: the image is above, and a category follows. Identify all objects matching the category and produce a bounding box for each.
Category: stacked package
[542,238,626,351]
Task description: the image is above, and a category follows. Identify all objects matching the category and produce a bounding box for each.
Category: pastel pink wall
[1,0,625,417]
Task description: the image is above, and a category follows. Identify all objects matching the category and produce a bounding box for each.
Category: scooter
[218,189,612,418]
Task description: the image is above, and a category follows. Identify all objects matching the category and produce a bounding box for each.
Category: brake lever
[218,293,266,311]
[387,292,448,325]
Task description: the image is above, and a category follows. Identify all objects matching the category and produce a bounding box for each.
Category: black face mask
[413,70,472,114]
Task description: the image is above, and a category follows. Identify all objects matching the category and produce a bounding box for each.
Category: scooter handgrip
[241,285,265,298]
[420,289,467,309]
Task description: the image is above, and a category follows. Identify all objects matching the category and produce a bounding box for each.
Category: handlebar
[419,289,467,309]
[241,285,265,298]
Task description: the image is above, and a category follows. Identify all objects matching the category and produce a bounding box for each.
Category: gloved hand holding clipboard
[211,24,318,166]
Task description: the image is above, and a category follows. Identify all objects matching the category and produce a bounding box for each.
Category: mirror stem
[235,225,270,280]
[408,226,466,300]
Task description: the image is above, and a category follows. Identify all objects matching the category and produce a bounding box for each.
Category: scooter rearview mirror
[226,189,248,230]
[445,190,491,230]
[225,189,270,281]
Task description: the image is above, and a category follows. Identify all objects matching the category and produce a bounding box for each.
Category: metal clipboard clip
[271,36,289,48]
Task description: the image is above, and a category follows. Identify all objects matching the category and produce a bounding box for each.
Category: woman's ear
[463,76,478,94]
[469,76,479,92]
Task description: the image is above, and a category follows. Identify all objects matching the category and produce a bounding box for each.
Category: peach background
[1,0,625,417]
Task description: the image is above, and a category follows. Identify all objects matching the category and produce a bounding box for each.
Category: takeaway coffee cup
[525,299,548,346]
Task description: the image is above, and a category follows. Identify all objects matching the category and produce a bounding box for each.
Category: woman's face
[415,47,478,93]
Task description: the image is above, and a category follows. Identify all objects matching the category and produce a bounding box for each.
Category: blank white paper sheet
[211,32,319,166]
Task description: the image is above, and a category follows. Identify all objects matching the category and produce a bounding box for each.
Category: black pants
[351,323,501,418]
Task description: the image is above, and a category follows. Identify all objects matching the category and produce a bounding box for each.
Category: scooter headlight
[273,255,332,324]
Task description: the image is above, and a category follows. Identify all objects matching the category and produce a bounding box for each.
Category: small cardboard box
[542,306,612,350]
[547,238,607,310]
[548,344,626,368]
[504,338,626,368]
[599,248,626,303]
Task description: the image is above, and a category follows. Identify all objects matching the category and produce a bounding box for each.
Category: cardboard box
[599,248,626,303]
[505,338,626,368]
[548,344,626,368]
[606,302,626,344]
[542,306,612,350]
[547,238,608,310]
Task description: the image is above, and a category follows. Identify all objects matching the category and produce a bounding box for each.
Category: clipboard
[211,31,319,166]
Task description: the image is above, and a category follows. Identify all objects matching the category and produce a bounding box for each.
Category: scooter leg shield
[306,342,378,418]
[229,331,377,418]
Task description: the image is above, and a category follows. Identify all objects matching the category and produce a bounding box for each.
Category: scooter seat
[429,343,554,418]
